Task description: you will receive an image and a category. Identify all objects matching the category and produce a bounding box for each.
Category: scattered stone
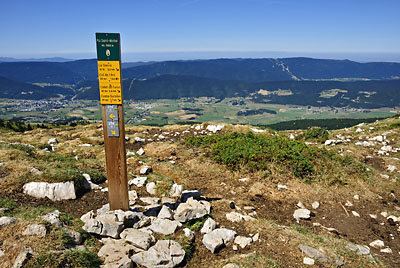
[298,244,330,263]
[223,263,240,268]
[134,137,146,142]
[312,201,320,209]
[387,165,397,172]
[41,210,63,227]
[169,183,183,197]
[229,201,236,209]
[202,228,237,253]
[352,211,360,217]
[82,173,101,190]
[293,209,311,221]
[23,181,76,201]
[0,249,4,257]
[128,190,138,205]
[80,211,94,224]
[201,218,217,234]
[30,167,42,176]
[120,228,156,250]
[345,201,353,207]
[62,227,82,245]
[98,238,135,268]
[369,240,384,248]
[303,257,315,265]
[380,248,392,253]
[234,236,252,249]
[131,240,185,268]
[0,216,17,228]
[252,233,260,242]
[137,148,145,156]
[140,197,160,205]
[226,212,256,223]
[380,174,390,180]
[233,245,238,251]
[22,224,46,237]
[183,228,195,242]
[126,151,136,157]
[250,128,267,133]
[297,202,306,209]
[140,166,152,175]
[355,128,363,133]
[148,218,181,235]
[346,243,373,261]
[180,190,201,202]
[83,212,124,238]
[97,204,110,215]
[48,138,58,144]
[206,124,224,133]
[174,197,211,222]
[381,211,388,218]
[239,177,249,182]
[370,214,377,219]
[129,177,147,187]
[12,246,33,268]
[158,205,174,219]
[277,184,288,191]
[146,182,157,195]
[353,194,360,200]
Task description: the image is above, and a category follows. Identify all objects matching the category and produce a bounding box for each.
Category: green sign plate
[96,33,120,61]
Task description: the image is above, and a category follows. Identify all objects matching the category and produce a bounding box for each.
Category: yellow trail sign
[97,61,122,104]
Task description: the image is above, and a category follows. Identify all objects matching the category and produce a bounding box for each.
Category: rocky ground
[0,117,399,267]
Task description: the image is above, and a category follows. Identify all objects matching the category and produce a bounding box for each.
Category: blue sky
[1,0,399,61]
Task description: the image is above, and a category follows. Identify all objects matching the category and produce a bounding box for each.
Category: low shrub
[186,132,323,179]
[298,127,329,143]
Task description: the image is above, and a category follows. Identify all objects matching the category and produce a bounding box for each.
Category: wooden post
[96,33,129,211]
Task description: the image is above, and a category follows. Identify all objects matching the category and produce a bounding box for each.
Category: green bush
[300,127,329,143]
[186,132,324,179]
[30,249,102,268]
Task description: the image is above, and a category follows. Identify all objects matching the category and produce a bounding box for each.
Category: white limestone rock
[293,209,311,221]
[206,124,224,133]
[41,210,63,227]
[0,216,17,229]
[129,177,147,187]
[234,236,252,249]
[183,228,195,242]
[223,264,240,268]
[180,190,201,202]
[174,197,211,222]
[158,205,174,219]
[169,183,184,197]
[131,240,185,268]
[369,240,385,248]
[140,166,152,175]
[148,218,181,235]
[12,246,33,268]
[128,190,138,205]
[22,224,46,237]
[23,181,76,201]
[48,138,58,144]
[202,228,237,253]
[146,182,157,195]
[120,228,156,250]
[226,212,256,223]
[98,238,135,268]
[137,148,145,156]
[312,201,320,209]
[200,218,217,234]
[303,257,315,265]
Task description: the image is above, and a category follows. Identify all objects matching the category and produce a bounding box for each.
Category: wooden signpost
[96,33,129,211]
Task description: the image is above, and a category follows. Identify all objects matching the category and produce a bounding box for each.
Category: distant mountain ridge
[0,57,399,84]
[0,57,400,109]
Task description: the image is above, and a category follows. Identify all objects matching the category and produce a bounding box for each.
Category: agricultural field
[1,98,396,127]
